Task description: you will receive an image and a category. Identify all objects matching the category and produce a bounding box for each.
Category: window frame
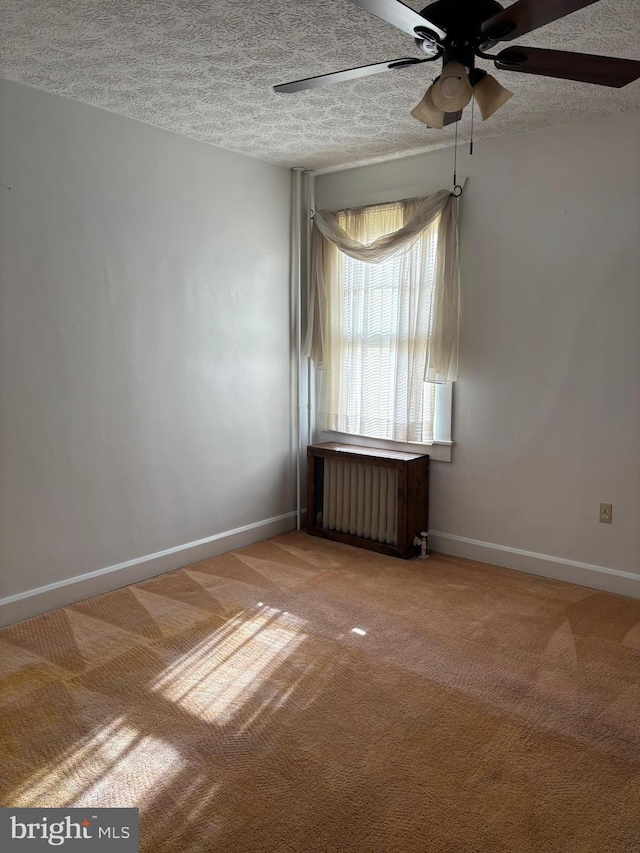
[312,194,454,462]
[315,381,453,462]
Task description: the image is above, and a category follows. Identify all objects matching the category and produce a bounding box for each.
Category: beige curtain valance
[305,189,459,383]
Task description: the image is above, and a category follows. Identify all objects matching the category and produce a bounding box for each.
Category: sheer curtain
[305,189,459,444]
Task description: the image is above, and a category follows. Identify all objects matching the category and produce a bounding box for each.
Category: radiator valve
[414,531,429,560]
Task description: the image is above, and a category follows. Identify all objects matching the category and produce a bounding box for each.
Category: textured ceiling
[1,0,638,171]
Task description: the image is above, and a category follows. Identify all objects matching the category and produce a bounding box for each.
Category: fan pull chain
[470,91,475,155]
[454,119,457,184]
[451,120,462,197]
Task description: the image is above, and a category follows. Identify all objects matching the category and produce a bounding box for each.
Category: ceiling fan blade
[443,110,463,125]
[495,47,640,88]
[348,0,446,41]
[481,0,599,42]
[274,58,427,93]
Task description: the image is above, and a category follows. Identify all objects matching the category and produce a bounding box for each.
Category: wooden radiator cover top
[307,442,430,559]
[308,442,428,463]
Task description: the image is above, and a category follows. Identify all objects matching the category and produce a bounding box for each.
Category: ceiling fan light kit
[275,0,640,131]
[411,86,445,128]
[431,61,474,111]
[473,72,513,120]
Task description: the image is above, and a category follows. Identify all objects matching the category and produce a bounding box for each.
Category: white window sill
[314,430,453,462]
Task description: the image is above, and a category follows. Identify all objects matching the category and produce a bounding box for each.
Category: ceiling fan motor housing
[419,0,505,38]
[418,0,505,69]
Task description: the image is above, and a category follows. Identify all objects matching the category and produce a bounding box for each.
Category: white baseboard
[429,531,640,599]
[11,518,633,628]
[0,512,300,627]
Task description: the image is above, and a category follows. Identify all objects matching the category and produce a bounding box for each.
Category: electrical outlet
[599,503,612,524]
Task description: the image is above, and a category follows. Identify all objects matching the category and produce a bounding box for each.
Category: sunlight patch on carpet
[151,607,307,724]
[13,716,185,809]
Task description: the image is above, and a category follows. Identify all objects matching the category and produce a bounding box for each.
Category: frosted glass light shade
[431,61,472,112]
[411,85,445,129]
[474,74,513,120]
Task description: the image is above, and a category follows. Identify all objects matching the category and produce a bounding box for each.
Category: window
[316,198,451,446]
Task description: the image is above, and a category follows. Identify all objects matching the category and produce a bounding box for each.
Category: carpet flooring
[1,532,639,852]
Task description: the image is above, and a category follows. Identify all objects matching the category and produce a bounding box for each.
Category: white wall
[316,110,640,596]
[0,80,295,621]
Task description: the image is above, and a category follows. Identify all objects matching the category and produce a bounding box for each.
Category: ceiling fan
[274,0,640,128]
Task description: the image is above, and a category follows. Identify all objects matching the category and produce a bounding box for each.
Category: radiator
[323,458,398,545]
[307,442,429,559]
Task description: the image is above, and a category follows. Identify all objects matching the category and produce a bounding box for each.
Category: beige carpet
[1,532,639,852]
